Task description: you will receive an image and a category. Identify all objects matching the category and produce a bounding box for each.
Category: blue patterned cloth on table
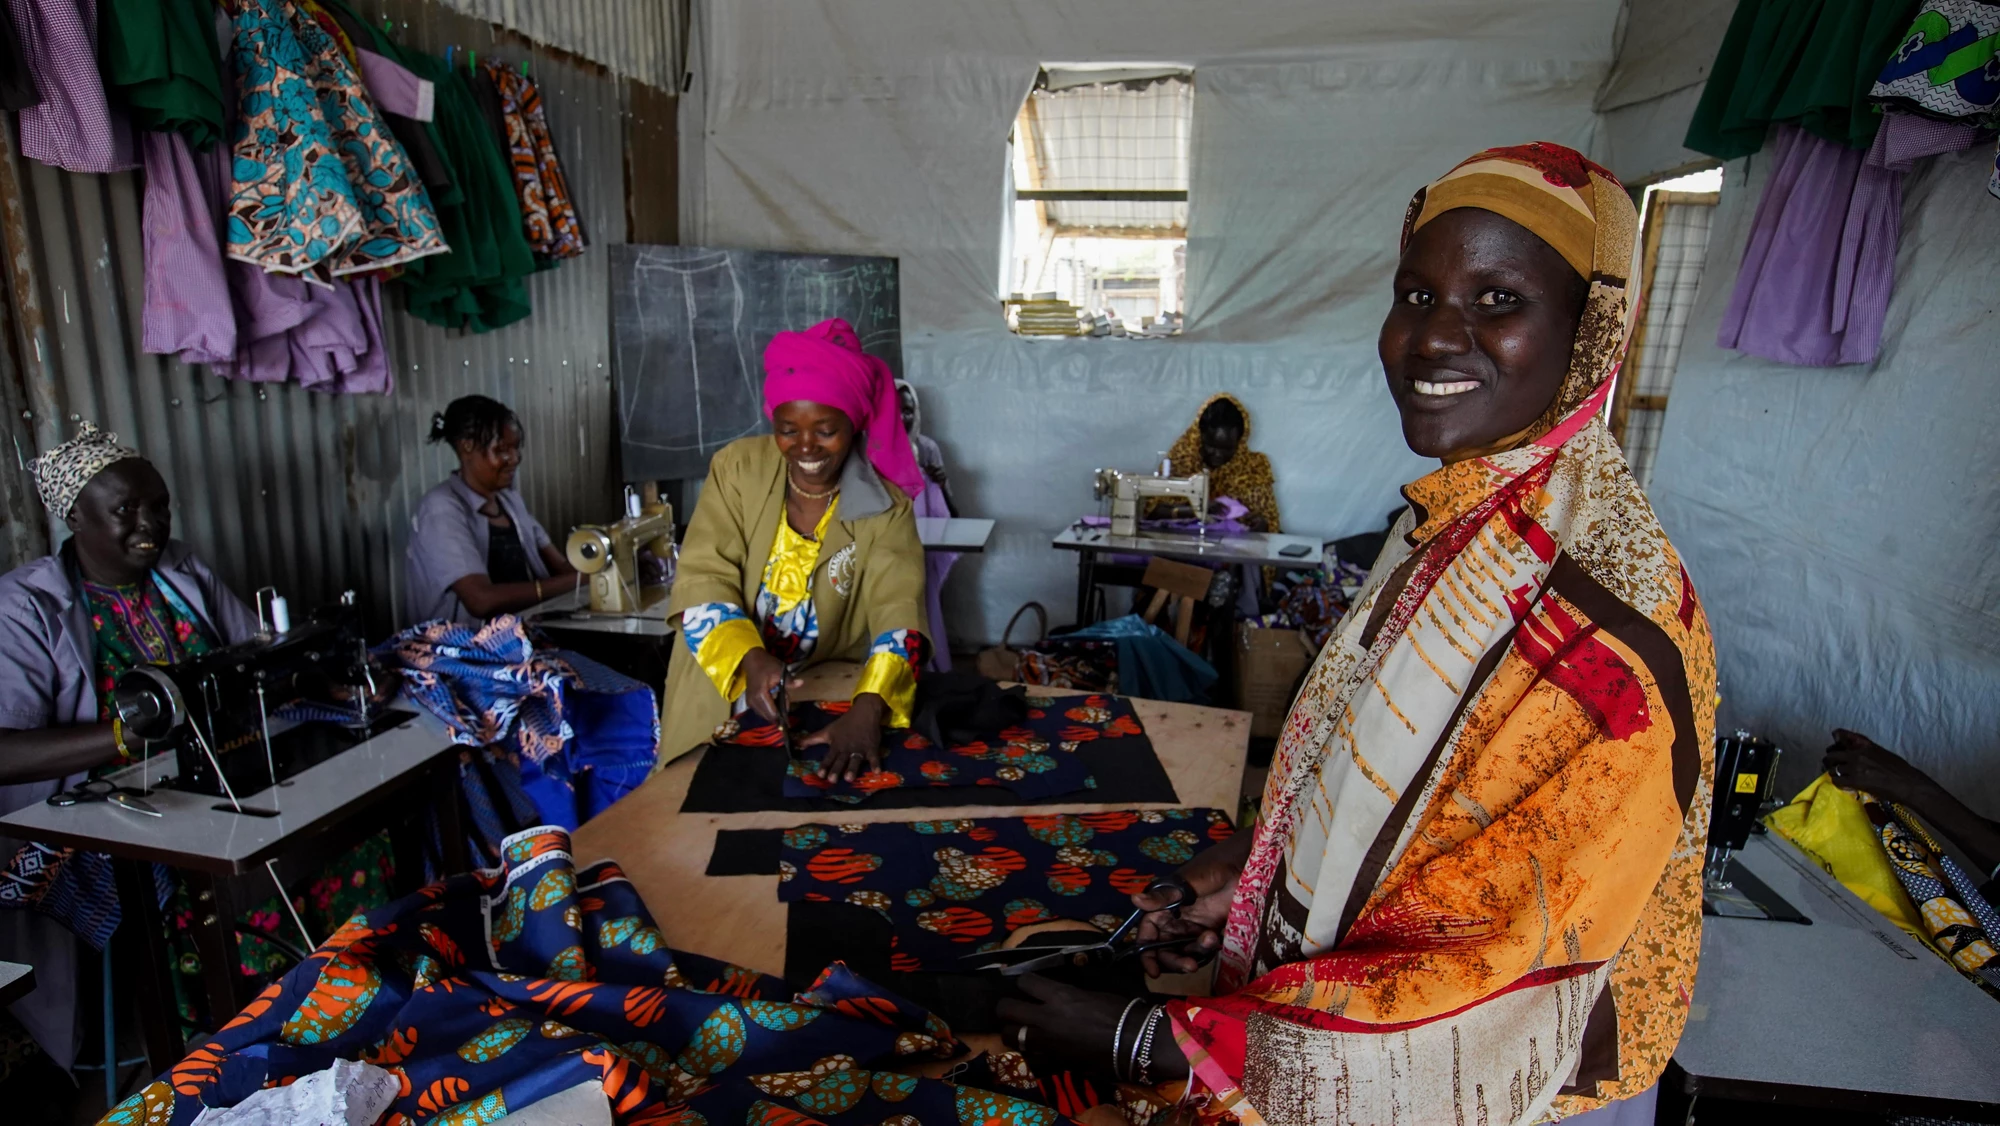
[777,809,1234,970]
[716,694,1148,805]
[106,826,1070,1126]
[375,618,659,831]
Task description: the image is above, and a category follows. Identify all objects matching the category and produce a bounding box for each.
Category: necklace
[788,472,839,501]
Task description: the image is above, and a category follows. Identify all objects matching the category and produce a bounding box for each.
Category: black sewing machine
[1703,730,1808,923]
[110,594,412,804]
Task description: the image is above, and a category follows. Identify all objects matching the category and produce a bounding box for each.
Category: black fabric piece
[486,521,533,584]
[911,670,1029,750]
[782,900,1147,1035]
[468,67,512,156]
[1333,506,1405,568]
[681,733,1177,813]
[0,1,37,112]
[705,829,782,876]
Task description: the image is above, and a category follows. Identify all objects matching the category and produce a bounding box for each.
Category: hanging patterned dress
[227,0,445,276]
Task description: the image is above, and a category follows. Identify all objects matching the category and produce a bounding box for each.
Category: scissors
[958,873,1198,976]
[47,778,161,818]
[774,680,795,759]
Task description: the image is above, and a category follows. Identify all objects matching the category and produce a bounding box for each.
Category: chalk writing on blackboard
[611,245,902,481]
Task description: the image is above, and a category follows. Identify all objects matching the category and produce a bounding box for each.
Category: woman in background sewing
[0,425,261,1102]
[1155,393,1280,533]
[405,395,580,625]
[661,318,928,779]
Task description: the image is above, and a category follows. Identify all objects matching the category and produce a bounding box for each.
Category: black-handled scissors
[47,778,161,817]
[774,680,795,760]
[958,873,1197,976]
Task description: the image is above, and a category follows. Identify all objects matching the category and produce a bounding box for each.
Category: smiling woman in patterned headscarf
[1001,143,1717,1126]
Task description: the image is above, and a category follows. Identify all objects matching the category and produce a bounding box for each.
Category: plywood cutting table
[572,664,1249,989]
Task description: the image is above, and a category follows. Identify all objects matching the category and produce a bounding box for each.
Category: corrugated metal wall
[430,0,683,89]
[0,0,674,634]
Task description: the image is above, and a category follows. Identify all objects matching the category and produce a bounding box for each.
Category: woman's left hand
[801,693,887,781]
[995,975,1134,1074]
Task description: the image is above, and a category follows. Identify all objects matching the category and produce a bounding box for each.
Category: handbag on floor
[975,601,1046,681]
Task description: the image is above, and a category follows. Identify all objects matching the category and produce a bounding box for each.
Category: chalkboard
[611,245,902,481]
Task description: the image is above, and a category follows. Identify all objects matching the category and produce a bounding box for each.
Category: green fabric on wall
[100,0,226,149]
[1685,0,1920,160]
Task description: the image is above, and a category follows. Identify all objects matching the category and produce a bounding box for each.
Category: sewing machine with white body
[566,483,676,614]
[1093,468,1210,537]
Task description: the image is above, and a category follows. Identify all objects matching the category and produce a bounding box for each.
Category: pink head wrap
[762,318,925,500]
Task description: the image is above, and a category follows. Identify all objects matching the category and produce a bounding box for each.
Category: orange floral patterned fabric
[1170,143,1717,1126]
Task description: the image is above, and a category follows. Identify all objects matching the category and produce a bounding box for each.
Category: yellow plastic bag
[1764,773,1933,949]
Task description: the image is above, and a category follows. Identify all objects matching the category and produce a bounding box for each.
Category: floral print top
[227,0,445,276]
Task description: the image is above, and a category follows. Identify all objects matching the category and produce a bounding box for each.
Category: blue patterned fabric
[109,827,1069,1126]
[377,618,658,830]
[776,809,1234,969]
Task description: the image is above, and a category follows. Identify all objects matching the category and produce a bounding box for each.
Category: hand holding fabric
[802,693,886,780]
[1823,728,1939,807]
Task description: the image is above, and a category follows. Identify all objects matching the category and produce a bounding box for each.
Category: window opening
[1613,166,1723,487]
[1004,66,1192,338]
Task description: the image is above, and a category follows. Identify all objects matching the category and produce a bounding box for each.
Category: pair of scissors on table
[47,778,161,818]
[958,873,1200,976]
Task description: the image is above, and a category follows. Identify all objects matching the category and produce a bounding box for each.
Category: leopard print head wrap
[28,422,141,519]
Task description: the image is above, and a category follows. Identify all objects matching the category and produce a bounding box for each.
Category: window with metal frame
[1613,170,1722,487]
[1004,66,1192,337]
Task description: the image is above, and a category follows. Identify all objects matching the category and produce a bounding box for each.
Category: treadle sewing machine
[1092,467,1210,537]
[565,483,676,614]
[111,591,414,802]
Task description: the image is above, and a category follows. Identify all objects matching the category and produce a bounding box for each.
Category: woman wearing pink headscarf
[660,319,929,778]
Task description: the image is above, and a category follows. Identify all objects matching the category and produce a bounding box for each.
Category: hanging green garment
[100,0,227,149]
[395,53,537,332]
[1685,0,1920,160]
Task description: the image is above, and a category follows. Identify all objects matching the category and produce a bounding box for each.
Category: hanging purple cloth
[7,0,135,173]
[139,130,235,363]
[1721,119,1978,367]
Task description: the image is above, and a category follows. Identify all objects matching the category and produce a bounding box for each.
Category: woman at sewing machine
[999,144,1715,1125]
[660,317,928,780]
[0,425,262,1095]
[405,395,581,625]
[1152,393,1280,533]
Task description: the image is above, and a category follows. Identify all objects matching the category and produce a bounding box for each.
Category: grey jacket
[404,473,552,626]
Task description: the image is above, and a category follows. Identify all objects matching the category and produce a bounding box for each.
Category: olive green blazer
[657,436,927,766]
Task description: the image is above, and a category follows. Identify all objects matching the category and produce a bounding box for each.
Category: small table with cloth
[1050,522,1324,625]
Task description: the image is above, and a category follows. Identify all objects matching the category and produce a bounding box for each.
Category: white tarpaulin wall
[1651,148,2000,811]
[682,0,1616,641]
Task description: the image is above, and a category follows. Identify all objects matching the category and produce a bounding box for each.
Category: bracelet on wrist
[1111,998,1143,1082]
[1134,1004,1165,1085]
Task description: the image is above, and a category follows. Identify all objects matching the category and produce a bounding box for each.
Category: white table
[916,516,994,553]
[0,961,34,1008]
[0,709,462,1073]
[1051,522,1325,623]
[523,585,675,638]
[1672,832,2000,1116]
